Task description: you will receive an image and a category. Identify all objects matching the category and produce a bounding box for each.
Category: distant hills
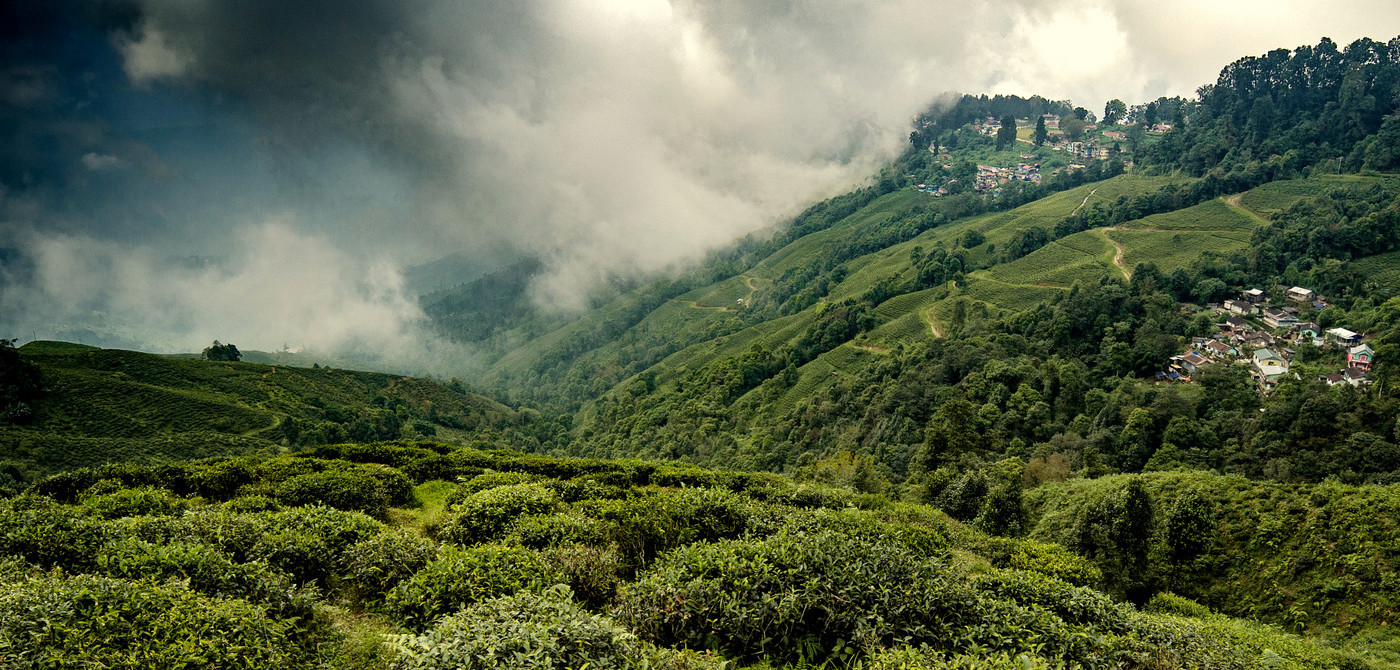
[0,341,559,487]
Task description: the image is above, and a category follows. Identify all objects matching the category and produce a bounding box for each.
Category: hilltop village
[913,113,1174,196]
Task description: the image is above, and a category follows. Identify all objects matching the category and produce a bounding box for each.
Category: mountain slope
[0,341,547,487]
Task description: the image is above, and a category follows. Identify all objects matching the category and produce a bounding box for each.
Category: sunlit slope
[0,342,516,484]
[562,175,1201,429]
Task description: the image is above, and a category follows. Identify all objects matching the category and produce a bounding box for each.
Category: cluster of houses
[973,163,1042,192]
[1159,286,1375,393]
[913,183,950,196]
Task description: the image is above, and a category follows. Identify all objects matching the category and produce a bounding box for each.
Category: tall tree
[1104,99,1127,125]
[1060,116,1086,142]
[1034,116,1048,146]
[996,114,1017,151]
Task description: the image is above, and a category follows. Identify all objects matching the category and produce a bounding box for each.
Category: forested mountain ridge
[405,36,1400,493]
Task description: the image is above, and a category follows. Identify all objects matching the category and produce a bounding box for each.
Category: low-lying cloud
[3,0,1399,367]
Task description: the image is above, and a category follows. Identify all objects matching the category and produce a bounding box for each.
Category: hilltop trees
[202,341,242,362]
[1103,99,1127,125]
[1034,116,1048,146]
[995,114,1017,150]
[1060,115,1085,141]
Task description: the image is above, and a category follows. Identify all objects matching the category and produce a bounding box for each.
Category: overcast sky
[3,0,1400,371]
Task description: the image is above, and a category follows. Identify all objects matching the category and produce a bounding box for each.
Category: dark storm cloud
[4,0,1400,366]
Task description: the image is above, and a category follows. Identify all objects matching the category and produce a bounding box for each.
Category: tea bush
[385,585,724,670]
[435,482,558,546]
[80,486,188,519]
[0,573,307,669]
[616,529,980,664]
[339,528,439,607]
[384,543,557,631]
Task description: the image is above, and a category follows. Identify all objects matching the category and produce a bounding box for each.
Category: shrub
[435,483,558,546]
[27,464,193,502]
[0,504,108,570]
[81,486,188,519]
[972,568,1131,632]
[504,511,614,550]
[274,470,390,516]
[579,487,778,567]
[384,543,557,631]
[445,471,544,506]
[339,529,439,607]
[616,530,983,664]
[867,648,1054,670]
[248,506,383,587]
[385,585,725,670]
[189,457,257,499]
[1145,591,1212,619]
[539,544,624,610]
[94,536,322,631]
[0,573,307,669]
[223,494,282,513]
[969,536,1102,587]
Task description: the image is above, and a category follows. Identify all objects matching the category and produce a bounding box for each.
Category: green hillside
[0,342,543,487]
[1027,471,1400,663]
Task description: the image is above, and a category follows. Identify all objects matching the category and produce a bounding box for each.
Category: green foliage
[435,482,559,546]
[201,340,243,362]
[616,529,975,664]
[81,485,189,519]
[339,528,439,607]
[385,585,724,670]
[384,543,556,631]
[1,344,522,486]
[0,573,306,669]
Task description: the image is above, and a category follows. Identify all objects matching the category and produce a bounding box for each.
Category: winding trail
[1107,236,1130,280]
[1069,186,1101,216]
[925,309,944,338]
[1091,227,1132,281]
[1224,193,1270,224]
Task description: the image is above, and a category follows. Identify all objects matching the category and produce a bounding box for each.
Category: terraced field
[987,235,1114,288]
[1238,174,1399,217]
[1353,250,1400,297]
[1120,197,1257,231]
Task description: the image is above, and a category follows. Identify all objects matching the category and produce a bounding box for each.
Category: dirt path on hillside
[1070,187,1100,216]
[1225,193,1270,224]
[1108,236,1131,280]
[853,344,890,353]
[926,309,944,338]
[1092,228,1133,280]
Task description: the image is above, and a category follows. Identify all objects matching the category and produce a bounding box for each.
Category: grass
[388,479,462,530]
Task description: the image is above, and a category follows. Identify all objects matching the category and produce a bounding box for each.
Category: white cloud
[80,152,125,171]
[115,23,195,86]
